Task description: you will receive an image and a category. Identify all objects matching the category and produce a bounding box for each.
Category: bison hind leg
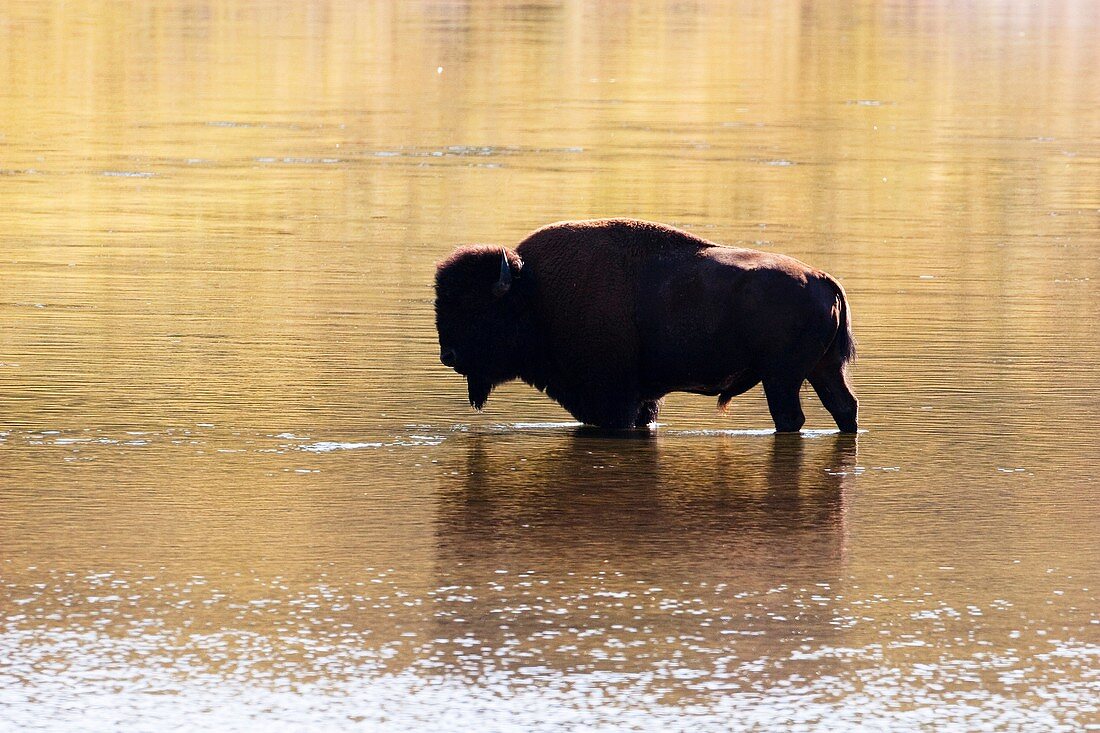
[808,361,858,434]
[762,377,806,433]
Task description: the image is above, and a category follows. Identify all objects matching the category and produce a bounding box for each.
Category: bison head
[435,246,528,410]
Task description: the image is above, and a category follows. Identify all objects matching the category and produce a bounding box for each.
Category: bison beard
[434,219,859,433]
[467,376,494,411]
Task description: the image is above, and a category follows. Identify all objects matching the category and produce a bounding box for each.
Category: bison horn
[492,249,512,297]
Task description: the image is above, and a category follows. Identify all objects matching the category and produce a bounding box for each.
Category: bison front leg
[548,384,649,430]
[594,397,655,430]
[634,400,661,428]
[582,398,659,430]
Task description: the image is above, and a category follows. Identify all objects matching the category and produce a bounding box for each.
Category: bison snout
[440,347,458,368]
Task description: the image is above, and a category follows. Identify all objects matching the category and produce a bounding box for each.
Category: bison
[434,218,858,433]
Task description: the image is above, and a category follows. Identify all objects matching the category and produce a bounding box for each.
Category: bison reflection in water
[435,219,858,432]
[430,431,858,684]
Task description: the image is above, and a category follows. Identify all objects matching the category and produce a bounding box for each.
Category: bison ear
[492,249,521,298]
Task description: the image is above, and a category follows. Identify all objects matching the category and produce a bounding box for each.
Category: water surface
[1,1,1098,731]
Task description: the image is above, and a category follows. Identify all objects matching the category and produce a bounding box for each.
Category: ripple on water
[0,567,1094,733]
[298,441,385,452]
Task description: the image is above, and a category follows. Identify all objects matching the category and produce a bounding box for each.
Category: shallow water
[1,1,1098,731]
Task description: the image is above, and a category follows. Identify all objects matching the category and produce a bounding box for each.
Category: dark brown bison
[434,218,858,433]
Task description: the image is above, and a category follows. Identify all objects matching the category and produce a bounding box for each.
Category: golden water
[1,1,1098,730]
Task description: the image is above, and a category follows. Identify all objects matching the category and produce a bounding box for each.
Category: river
[1,1,1097,730]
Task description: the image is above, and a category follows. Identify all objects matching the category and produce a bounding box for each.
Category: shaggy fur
[434,219,858,432]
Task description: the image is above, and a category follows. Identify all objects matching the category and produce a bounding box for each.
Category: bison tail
[827,276,857,365]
